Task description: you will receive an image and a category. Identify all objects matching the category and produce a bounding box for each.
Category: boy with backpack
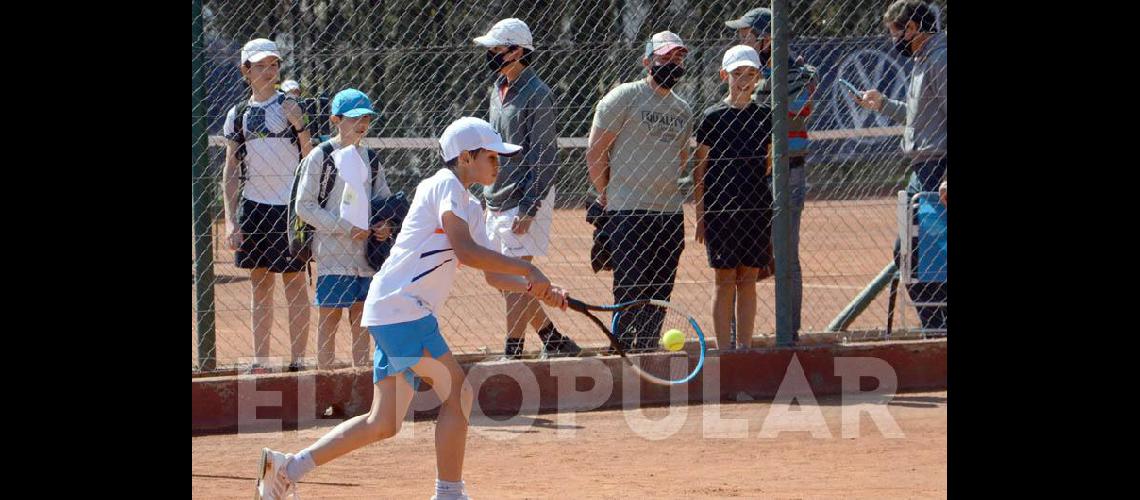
[222,38,314,372]
[293,88,394,370]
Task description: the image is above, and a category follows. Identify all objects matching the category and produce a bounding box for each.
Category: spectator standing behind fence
[587,31,693,352]
[727,6,818,341]
[852,0,947,331]
[295,89,394,369]
[473,18,582,360]
[693,45,773,351]
[222,38,314,373]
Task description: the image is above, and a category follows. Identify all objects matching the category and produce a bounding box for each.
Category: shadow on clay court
[191,473,360,487]
[720,392,946,410]
[470,416,585,433]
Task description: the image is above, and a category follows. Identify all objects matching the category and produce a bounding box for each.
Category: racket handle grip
[566,297,589,312]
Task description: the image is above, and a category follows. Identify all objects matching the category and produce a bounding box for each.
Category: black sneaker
[540,337,583,359]
[500,339,525,361]
[498,352,524,362]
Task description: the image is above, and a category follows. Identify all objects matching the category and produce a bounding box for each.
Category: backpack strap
[367,148,380,192]
[231,101,250,184]
[236,94,304,153]
[317,141,339,208]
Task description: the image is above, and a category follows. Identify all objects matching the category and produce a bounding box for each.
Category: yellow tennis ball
[660,329,685,351]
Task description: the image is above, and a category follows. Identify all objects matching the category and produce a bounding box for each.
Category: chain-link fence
[192,0,948,373]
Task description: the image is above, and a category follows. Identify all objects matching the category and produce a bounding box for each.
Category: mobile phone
[837,78,863,96]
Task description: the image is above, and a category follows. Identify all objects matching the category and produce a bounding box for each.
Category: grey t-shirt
[591,80,692,212]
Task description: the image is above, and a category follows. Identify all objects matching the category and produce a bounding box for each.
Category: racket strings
[616,304,701,384]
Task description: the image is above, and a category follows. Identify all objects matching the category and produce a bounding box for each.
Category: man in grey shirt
[854,0,947,332]
[587,31,693,351]
[474,18,582,359]
[856,0,947,196]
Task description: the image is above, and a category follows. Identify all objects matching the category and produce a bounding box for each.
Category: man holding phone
[853,0,946,198]
[852,0,948,333]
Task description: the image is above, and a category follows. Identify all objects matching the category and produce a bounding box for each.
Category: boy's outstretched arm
[441,211,567,309]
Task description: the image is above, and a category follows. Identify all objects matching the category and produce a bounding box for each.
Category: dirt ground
[192,390,946,498]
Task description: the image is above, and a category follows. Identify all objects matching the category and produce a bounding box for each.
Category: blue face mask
[762,67,771,78]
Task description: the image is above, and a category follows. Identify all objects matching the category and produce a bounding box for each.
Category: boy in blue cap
[295,88,394,370]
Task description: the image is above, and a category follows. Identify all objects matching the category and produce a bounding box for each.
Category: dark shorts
[703,206,772,269]
[235,198,308,273]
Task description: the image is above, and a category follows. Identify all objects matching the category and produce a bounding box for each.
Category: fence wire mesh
[192,0,948,373]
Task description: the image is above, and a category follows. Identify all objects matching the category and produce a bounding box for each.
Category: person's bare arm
[801,80,818,126]
[283,99,314,157]
[483,271,568,310]
[693,144,709,244]
[222,139,243,250]
[586,127,619,207]
[679,139,690,177]
[441,211,564,308]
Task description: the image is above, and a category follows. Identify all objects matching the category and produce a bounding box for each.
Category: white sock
[285,449,317,482]
[435,479,465,498]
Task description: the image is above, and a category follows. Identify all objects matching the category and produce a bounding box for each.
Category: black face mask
[650,63,685,89]
[893,32,914,57]
[486,51,508,72]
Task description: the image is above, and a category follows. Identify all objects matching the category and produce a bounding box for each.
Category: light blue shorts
[368,314,450,389]
[315,275,372,308]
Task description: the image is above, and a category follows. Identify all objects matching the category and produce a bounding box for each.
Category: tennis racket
[566,297,707,385]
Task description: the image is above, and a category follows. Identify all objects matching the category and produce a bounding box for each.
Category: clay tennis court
[193,199,903,371]
[192,389,946,498]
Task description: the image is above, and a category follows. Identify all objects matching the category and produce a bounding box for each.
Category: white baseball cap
[280,79,300,93]
[241,38,281,64]
[473,18,535,51]
[439,117,522,162]
[644,31,687,59]
[722,45,761,72]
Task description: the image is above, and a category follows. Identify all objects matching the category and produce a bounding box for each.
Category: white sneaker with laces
[256,448,298,500]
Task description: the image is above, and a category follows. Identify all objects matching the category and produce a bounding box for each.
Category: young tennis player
[255,116,569,500]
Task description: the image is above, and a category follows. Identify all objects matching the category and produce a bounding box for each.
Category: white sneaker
[430,483,470,500]
[256,448,298,499]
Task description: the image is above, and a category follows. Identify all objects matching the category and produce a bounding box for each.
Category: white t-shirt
[223,92,301,205]
[362,168,494,327]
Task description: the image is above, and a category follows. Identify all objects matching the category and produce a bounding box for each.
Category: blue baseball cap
[330,88,378,118]
[725,7,772,36]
